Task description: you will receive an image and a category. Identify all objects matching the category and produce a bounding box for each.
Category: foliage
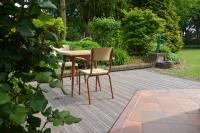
[174,0,199,30]
[187,2,200,40]
[63,0,129,36]
[66,23,81,40]
[60,39,101,50]
[166,52,180,64]
[113,49,130,65]
[159,44,172,54]
[0,0,80,132]
[88,17,121,47]
[159,45,180,63]
[131,0,183,52]
[121,8,165,55]
[33,16,65,37]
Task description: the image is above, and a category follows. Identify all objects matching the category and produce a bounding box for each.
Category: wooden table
[54,48,90,96]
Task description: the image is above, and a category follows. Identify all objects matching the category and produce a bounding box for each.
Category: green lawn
[175,49,200,80]
[150,49,200,80]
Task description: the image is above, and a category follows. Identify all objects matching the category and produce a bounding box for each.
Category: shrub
[113,49,130,65]
[88,17,121,47]
[131,0,184,52]
[167,52,180,64]
[121,8,166,55]
[33,16,65,37]
[66,23,81,40]
[159,44,172,54]
[60,40,101,50]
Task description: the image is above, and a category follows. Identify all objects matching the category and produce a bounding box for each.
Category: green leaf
[49,79,62,88]
[52,119,64,126]
[0,92,11,105]
[27,115,41,128]
[44,128,51,133]
[0,72,7,81]
[64,115,81,124]
[9,106,28,125]
[30,93,48,112]
[20,72,35,82]
[0,118,3,126]
[44,31,58,41]
[16,19,35,37]
[42,106,52,117]
[35,72,52,83]
[0,83,11,93]
[39,1,57,9]
[30,4,41,18]
[58,111,70,118]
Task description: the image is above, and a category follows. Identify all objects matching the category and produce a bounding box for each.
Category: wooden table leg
[71,57,75,97]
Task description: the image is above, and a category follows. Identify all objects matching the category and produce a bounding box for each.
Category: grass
[175,49,200,80]
[149,49,200,80]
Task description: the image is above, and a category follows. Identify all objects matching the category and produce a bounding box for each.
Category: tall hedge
[132,0,183,52]
[122,8,165,55]
[88,17,121,48]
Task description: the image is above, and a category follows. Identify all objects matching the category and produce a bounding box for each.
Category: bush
[60,40,101,50]
[131,0,183,52]
[66,23,81,40]
[167,52,180,64]
[121,8,166,55]
[88,17,121,47]
[33,16,65,37]
[159,44,172,53]
[113,49,130,65]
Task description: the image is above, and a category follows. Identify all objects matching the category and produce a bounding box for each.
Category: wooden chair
[78,48,114,104]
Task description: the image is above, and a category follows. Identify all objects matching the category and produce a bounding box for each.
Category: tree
[65,0,129,39]
[174,0,198,31]
[121,8,165,55]
[131,0,183,52]
[0,0,80,132]
[60,0,67,39]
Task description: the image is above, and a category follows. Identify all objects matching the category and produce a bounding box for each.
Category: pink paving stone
[110,89,200,133]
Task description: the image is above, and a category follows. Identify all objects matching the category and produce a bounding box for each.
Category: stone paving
[110,89,200,133]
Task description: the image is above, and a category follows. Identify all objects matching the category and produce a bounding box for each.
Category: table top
[53,47,91,57]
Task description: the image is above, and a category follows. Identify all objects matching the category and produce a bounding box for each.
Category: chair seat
[80,68,108,75]
[58,62,78,67]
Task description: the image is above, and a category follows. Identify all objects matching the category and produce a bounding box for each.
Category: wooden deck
[42,69,200,133]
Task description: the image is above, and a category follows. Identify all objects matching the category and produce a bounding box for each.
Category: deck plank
[42,70,200,133]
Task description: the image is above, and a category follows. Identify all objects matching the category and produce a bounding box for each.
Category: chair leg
[87,76,91,104]
[78,72,81,95]
[75,67,78,85]
[107,74,114,99]
[97,76,101,91]
[95,76,98,92]
[84,74,86,83]
[95,76,101,91]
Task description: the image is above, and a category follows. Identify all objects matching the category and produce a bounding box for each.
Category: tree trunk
[60,0,66,39]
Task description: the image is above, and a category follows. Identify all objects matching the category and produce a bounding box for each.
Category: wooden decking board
[43,70,200,133]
